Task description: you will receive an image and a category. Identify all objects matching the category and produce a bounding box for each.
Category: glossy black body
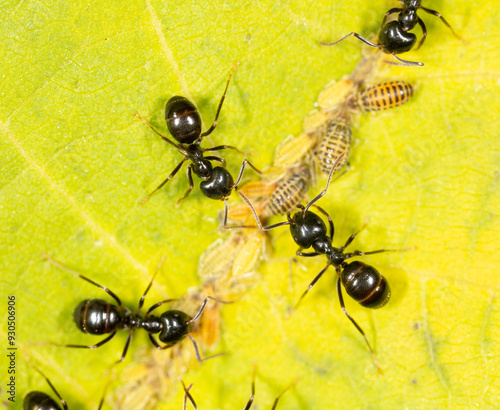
[378,20,417,54]
[200,166,234,199]
[74,297,192,344]
[166,97,202,144]
[290,211,327,250]
[159,310,192,344]
[341,261,390,308]
[24,391,62,410]
[74,299,124,335]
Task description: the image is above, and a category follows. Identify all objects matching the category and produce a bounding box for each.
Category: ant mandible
[236,154,396,371]
[321,0,464,66]
[136,63,260,213]
[42,254,230,364]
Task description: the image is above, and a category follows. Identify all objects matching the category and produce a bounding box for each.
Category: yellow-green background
[1,0,499,408]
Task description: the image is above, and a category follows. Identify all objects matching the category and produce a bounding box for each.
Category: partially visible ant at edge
[321,0,466,66]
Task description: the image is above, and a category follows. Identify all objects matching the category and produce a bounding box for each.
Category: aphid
[181,368,297,410]
[348,81,414,111]
[24,366,106,410]
[228,165,312,226]
[239,154,395,371]
[321,0,464,66]
[43,254,230,363]
[136,63,260,213]
[315,110,351,175]
[266,165,311,216]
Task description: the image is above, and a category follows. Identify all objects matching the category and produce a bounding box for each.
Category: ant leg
[303,153,345,214]
[187,296,233,325]
[312,204,334,240]
[199,62,240,139]
[204,144,249,155]
[415,17,427,50]
[336,275,381,373]
[117,330,136,363]
[32,367,68,410]
[339,224,367,251]
[63,332,117,350]
[223,192,291,230]
[187,334,226,362]
[205,155,226,167]
[379,7,403,30]
[145,298,179,316]
[136,257,166,312]
[297,249,320,257]
[232,159,263,189]
[42,254,122,306]
[141,157,189,205]
[148,334,172,350]
[134,113,182,150]
[291,263,331,313]
[176,163,195,208]
[182,380,198,410]
[221,198,260,230]
[320,32,382,48]
[420,6,466,42]
[387,53,424,67]
[243,366,256,410]
[271,377,300,410]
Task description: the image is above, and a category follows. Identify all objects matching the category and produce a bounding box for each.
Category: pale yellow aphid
[315,110,352,175]
[317,77,356,111]
[273,132,316,168]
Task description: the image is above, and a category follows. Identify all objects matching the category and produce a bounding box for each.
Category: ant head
[165,96,202,144]
[341,261,391,309]
[74,299,123,335]
[290,210,328,249]
[199,167,234,200]
[158,310,192,344]
[378,21,417,54]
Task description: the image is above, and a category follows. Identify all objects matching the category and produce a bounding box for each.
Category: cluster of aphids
[24,1,465,408]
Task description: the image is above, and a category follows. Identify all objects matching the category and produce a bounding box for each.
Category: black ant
[236,154,398,371]
[181,366,298,410]
[42,254,230,363]
[321,0,464,66]
[24,365,106,409]
[24,368,68,410]
[136,63,260,214]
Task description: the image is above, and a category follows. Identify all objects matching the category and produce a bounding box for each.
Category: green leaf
[1,0,499,409]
